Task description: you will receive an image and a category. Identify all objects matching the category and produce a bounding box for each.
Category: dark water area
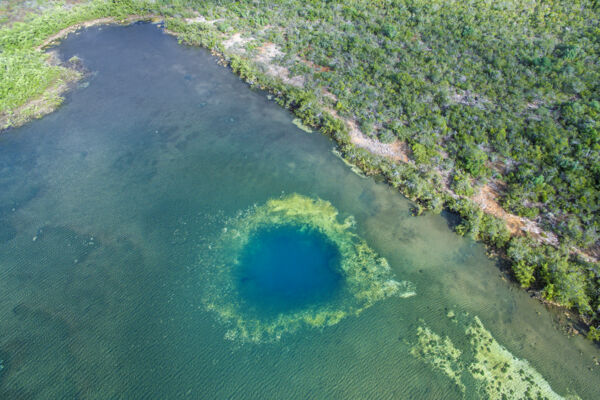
[236,225,342,315]
[0,22,598,399]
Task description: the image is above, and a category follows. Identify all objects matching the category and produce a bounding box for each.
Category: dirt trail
[254,42,304,87]
[472,184,525,235]
[325,107,411,163]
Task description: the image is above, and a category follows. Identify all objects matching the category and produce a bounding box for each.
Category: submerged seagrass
[411,317,580,399]
[201,194,415,342]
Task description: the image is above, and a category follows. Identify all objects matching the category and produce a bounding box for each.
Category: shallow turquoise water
[0,23,598,399]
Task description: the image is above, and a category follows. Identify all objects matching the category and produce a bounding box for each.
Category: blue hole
[236,225,343,314]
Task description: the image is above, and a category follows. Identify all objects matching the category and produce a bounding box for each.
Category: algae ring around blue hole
[201,194,415,343]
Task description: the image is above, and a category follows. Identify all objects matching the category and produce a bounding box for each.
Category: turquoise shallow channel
[0,22,599,399]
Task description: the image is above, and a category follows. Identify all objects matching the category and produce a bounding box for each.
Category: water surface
[0,22,598,399]
[236,225,342,314]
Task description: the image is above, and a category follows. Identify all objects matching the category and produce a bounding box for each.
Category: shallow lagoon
[0,23,598,398]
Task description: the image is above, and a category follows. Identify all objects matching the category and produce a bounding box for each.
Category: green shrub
[451,170,474,197]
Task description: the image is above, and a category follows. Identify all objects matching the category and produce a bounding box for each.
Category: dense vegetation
[1,0,599,340]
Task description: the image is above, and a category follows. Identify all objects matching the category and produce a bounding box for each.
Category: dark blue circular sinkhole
[235,225,343,314]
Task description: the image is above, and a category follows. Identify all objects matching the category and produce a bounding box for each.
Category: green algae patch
[201,193,414,343]
[466,316,575,400]
[331,149,368,178]
[292,118,312,133]
[411,325,465,394]
[411,317,580,400]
